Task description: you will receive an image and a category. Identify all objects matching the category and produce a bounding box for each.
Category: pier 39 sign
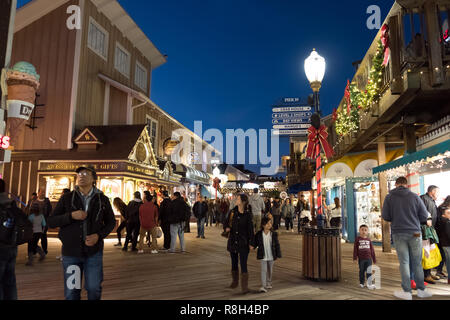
[271,98,312,136]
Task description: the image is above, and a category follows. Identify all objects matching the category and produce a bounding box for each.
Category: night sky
[17,0,394,175]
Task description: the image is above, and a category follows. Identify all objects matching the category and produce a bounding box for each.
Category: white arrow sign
[273,129,308,136]
[272,112,312,119]
[272,118,311,125]
[273,124,311,129]
[272,106,312,113]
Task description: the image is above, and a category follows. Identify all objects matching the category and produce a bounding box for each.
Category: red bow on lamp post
[213,177,221,200]
[306,120,334,228]
[381,24,390,66]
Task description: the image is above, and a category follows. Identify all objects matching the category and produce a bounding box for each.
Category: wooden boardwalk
[14,224,450,300]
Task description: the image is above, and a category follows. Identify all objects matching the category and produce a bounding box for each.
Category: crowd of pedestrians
[1,167,449,301]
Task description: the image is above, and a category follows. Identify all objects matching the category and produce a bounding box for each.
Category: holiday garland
[334,38,386,137]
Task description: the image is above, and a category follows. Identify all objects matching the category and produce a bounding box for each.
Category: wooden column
[377,141,391,253]
[403,123,417,154]
[424,0,444,86]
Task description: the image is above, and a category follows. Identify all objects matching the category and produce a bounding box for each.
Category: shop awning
[175,164,210,185]
[288,181,312,194]
[372,140,450,174]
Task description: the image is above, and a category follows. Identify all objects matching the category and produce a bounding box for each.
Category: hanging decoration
[380,24,390,66]
[334,35,386,137]
[306,114,334,228]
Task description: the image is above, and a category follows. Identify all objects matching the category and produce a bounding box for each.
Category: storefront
[373,139,450,207]
[174,164,211,204]
[4,125,183,229]
[321,148,404,243]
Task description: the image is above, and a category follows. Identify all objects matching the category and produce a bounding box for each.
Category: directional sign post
[271,100,312,136]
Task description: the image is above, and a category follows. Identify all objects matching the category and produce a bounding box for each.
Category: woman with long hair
[329,197,342,228]
[113,197,128,247]
[224,194,255,294]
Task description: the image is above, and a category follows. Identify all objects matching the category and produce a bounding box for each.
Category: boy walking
[353,225,376,289]
[25,202,46,266]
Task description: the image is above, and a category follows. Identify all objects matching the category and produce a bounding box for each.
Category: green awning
[372,140,450,174]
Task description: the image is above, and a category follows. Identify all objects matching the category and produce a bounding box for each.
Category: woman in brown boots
[224,194,255,294]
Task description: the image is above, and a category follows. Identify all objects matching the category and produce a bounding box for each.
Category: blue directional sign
[272,106,312,113]
[272,118,310,124]
[272,112,312,119]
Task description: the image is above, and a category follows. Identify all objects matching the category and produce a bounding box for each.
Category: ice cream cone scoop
[6,62,40,147]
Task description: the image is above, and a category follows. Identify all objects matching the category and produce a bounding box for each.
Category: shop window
[88,17,109,60]
[114,42,131,78]
[45,176,73,202]
[354,182,381,241]
[99,179,122,215]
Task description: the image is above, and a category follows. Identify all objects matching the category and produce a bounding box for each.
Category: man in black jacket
[168,192,190,253]
[159,191,172,251]
[123,192,142,252]
[193,196,208,239]
[0,179,26,301]
[48,166,115,300]
[420,185,446,280]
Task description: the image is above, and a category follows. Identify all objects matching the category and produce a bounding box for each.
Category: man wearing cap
[48,166,115,300]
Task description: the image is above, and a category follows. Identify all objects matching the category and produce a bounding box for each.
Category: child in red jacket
[353,224,377,289]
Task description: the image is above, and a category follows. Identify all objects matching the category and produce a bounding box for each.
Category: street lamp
[304,49,326,115]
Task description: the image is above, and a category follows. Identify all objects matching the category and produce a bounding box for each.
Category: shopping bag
[156,227,163,239]
[422,243,442,270]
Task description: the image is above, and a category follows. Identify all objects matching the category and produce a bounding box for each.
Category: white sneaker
[360,284,365,288]
[394,290,412,300]
[138,250,144,254]
[259,287,267,293]
[367,284,376,290]
[265,284,273,289]
[417,288,433,298]
[151,250,158,254]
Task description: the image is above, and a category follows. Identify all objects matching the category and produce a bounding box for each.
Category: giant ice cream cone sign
[5,62,40,147]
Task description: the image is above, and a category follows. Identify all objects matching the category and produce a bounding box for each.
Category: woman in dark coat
[224,193,254,294]
[113,197,128,247]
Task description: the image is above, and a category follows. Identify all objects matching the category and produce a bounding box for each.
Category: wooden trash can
[302,227,341,281]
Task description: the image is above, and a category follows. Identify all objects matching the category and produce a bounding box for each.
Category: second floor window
[146,116,158,153]
[114,43,130,78]
[88,18,108,60]
[135,62,148,92]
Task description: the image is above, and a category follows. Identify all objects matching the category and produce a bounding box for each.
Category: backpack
[0,202,33,246]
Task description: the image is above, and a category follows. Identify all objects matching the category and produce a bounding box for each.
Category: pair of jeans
[170,222,185,252]
[0,247,17,300]
[358,259,372,285]
[124,221,140,249]
[253,214,262,232]
[62,251,104,300]
[27,232,44,255]
[116,221,127,243]
[273,215,281,230]
[285,217,293,230]
[138,227,158,251]
[443,247,450,280]
[392,233,425,292]
[41,227,48,254]
[261,260,274,288]
[197,218,205,237]
[230,251,249,273]
[161,222,171,250]
[436,243,446,273]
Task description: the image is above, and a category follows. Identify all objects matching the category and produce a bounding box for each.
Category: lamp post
[304,49,326,116]
[305,49,326,228]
